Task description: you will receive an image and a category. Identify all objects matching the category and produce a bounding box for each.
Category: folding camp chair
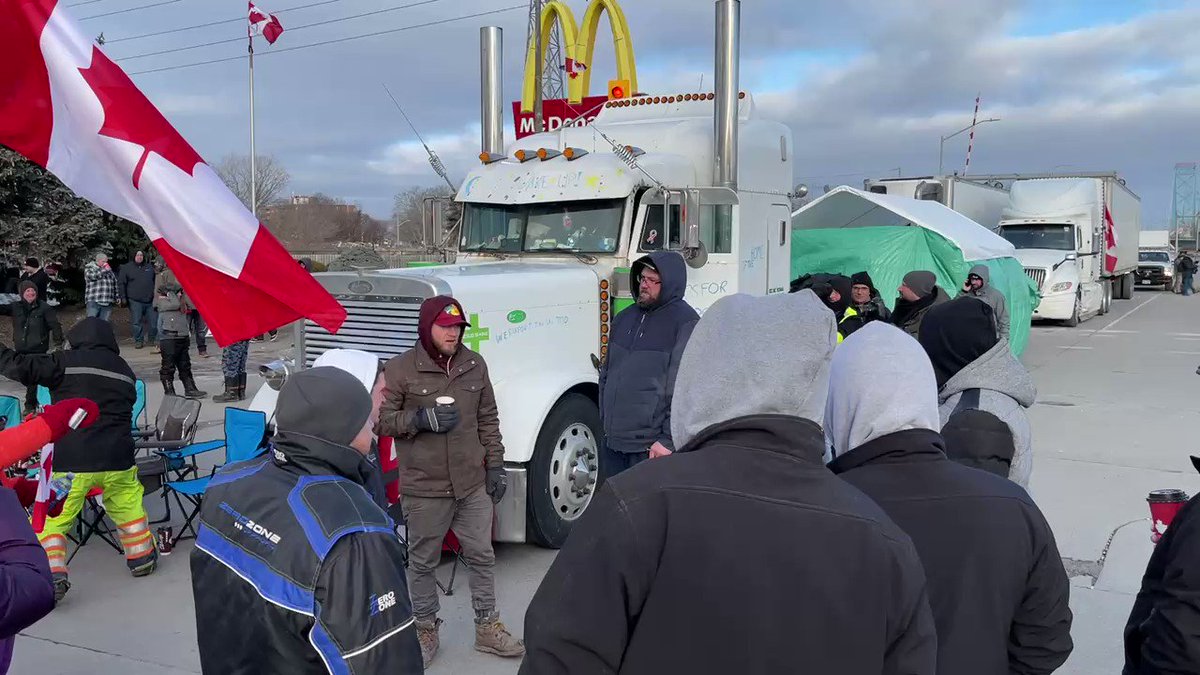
[66,486,123,563]
[133,395,202,523]
[158,407,267,544]
[0,395,21,429]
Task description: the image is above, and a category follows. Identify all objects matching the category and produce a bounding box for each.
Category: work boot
[212,377,242,403]
[415,617,441,668]
[161,378,177,397]
[52,573,70,605]
[129,549,158,578]
[474,612,525,658]
[180,373,207,399]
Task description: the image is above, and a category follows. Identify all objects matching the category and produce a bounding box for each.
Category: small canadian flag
[248,2,284,44]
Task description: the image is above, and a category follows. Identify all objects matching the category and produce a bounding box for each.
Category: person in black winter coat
[116,251,158,349]
[892,270,950,338]
[191,367,422,674]
[0,281,63,413]
[1124,456,1200,672]
[840,270,892,338]
[0,318,155,601]
[598,251,698,477]
[522,291,937,675]
[825,322,1073,675]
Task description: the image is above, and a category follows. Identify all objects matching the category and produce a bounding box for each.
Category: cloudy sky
[83,0,1200,225]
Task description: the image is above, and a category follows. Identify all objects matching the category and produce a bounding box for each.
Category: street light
[939,117,1001,175]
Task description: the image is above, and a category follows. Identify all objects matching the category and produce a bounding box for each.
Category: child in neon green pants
[38,466,156,588]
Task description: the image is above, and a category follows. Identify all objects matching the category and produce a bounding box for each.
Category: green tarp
[791,226,1040,355]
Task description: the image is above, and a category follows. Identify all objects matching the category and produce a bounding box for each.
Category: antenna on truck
[382,84,458,194]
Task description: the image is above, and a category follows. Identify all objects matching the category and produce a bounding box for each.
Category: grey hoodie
[959,264,1010,340]
[938,339,1036,487]
[825,322,941,460]
[671,290,836,449]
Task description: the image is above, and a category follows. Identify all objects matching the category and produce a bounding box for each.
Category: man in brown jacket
[378,295,523,668]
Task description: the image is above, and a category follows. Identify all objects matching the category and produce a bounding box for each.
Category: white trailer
[257,1,798,548]
[996,175,1141,326]
[862,176,1010,230]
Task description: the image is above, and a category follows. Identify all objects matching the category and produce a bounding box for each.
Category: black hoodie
[0,318,136,471]
[600,251,699,453]
[191,367,422,674]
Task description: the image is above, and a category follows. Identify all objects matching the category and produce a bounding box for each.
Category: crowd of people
[4,250,1200,674]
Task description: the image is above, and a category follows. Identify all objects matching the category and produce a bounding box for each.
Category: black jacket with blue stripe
[190,429,422,674]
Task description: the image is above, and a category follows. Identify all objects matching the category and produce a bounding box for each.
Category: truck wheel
[1064,291,1082,327]
[1119,272,1135,300]
[527,394,602,549]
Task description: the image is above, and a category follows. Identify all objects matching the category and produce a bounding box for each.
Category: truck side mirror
[1065,252,1078,261]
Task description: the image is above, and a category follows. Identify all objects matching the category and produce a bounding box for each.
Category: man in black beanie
[840,271,892,338]
[892,270,950,338]
[191,367,423,674]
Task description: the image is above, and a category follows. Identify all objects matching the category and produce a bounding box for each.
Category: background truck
[862,175,1011,229]
[1137,231,1176,290]
[996,175,1141,326]
[284,1,796,548]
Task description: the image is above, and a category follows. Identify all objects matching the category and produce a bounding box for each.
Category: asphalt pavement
[9,290,1200,673]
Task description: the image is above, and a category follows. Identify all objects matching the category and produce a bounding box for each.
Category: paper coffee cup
[435,396,456,407]
[1147,489,1190,544]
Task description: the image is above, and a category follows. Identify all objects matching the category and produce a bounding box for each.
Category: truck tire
[1119,272,1135,300]
[1063,291,1082,327]
[527,394,602,549]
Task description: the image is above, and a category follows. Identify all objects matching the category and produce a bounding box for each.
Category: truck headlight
[1051,282,1073,292]
[1166,268,1174,275]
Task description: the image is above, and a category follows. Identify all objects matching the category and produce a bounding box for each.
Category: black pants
[159,336,192,381]
[18,348,46,410]
[600,445,649,482]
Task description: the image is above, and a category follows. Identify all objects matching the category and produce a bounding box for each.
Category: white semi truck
[862,175,1011,229]
[995,175,1141,326]
[274,1,797,548]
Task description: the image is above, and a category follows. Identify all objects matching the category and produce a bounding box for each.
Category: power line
[79,0,182,21]
[105,0,345,44]
[117,0,442,62]
[126,5,524,76]
[66,0,108,7]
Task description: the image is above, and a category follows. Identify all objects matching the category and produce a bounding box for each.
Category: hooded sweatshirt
[524,291,938,675]
[0,318,136,472]
[191,367,422,674]
[416,295,466,371]
[958,264,1010,339]
[826,322,1073,675]
[599,251,699,453]
[919,298,1036,487]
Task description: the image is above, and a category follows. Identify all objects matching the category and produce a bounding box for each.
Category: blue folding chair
[38,380,146,430]
[158,407,268,543]
[0,395,21,429]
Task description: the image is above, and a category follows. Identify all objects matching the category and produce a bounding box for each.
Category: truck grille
[1024,267,1046,291]
[303,298,422,366]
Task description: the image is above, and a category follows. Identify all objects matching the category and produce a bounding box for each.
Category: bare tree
[215,154,291,214]
[392,185,459,248]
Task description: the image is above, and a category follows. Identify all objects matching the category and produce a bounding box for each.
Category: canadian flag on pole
[0,0,345,345]
[1104,206,1119,274]
[249,2,284,45]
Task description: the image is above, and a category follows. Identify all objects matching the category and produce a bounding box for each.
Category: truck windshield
[1140,251,1171,263]
[461,199,623,253]
[998,224,1075,251]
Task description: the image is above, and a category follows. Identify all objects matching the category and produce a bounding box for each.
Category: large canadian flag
[0,0,346,345]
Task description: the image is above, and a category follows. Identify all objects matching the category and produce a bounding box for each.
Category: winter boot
[52,573,70,605]
[239,372,248,399]
[415,617,441,668]
[211,377,242,403]
[128,548,158,578]
[180,373,207,399]
[161,378,177,397]
[474,611,525,657]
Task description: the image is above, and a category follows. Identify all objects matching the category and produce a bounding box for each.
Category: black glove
[485,467,507,504]
[415,405,459,434]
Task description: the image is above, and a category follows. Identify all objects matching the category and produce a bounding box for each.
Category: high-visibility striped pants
[38,466,155,576]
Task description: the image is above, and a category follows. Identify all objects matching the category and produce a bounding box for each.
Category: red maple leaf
[78,46,204,189]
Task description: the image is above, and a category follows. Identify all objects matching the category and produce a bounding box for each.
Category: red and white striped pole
[964,93,980,175]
